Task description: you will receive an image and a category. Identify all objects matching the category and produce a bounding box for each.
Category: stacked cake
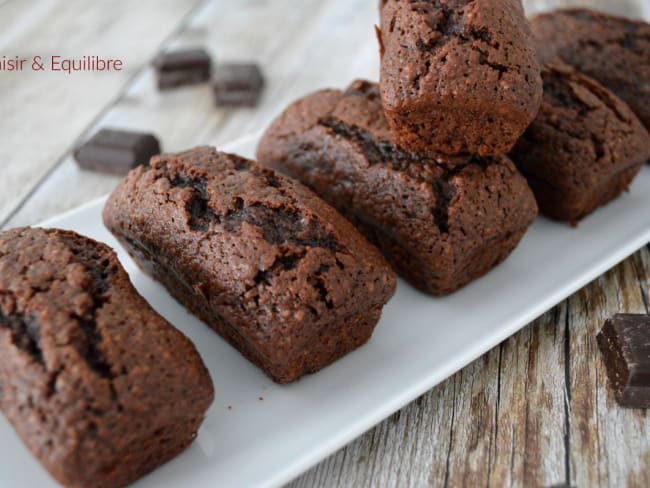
[257,2,650,297]
[259,0,544,295]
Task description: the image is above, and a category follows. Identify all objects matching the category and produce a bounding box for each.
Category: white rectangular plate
[2,134,650,488]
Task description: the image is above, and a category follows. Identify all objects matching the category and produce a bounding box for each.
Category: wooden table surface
[1,0,649,486]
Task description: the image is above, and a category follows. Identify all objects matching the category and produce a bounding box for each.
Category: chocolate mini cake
[103,147,396,384]
[531,8,650,130]
[510,62,650,224]
[378,0,542,155]
[257,80,538,295]
[0,227,213,488]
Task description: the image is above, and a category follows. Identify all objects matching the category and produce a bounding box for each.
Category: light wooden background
[1,0,649,486]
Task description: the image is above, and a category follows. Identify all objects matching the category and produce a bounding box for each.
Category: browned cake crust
[257,80,538,295]
[378,0,542,155]
[103,147,396,384]
[510,62,650,224]
[0,227,214,488]
[531,8,650,131]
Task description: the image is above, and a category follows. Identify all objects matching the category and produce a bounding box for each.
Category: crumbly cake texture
[257,80,538,295]
[531,8,650,131]
[103,147,396,384]
[510,61,650,224]
[0,227,214,488]
[378,0,543,156]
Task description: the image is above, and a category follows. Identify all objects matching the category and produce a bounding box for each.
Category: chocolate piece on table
[153,48,212,90]
[597,314,650,408]
[74,128,161,175]
[213,63,264,107]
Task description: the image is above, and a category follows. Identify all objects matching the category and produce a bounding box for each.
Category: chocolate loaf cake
[531,8,650,130]
[257,80,538,295]
[378,0,542,155]
[510,62,650,224]
[0,227,213,488]
[103,147,396,384]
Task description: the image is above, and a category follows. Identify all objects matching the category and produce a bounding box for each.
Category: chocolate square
[74,129,160,175]
[213,63,264,107]
[597,313,650,408]
[153,48,212,90]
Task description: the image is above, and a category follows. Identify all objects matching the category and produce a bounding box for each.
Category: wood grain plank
[441,351,499,487]
[488,305,567,488]
[0,0,200,226]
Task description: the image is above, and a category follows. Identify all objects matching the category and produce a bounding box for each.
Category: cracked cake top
[378,0,541,112]
[531,8,650,130]
[0,227,213,487]
[103,146,396,344]
[510,60,650,222]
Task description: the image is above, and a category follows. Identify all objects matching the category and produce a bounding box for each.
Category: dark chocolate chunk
[213,63,264,107]
[153,48,212,90]
[74,128,160,175]
[597,314,650,408]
